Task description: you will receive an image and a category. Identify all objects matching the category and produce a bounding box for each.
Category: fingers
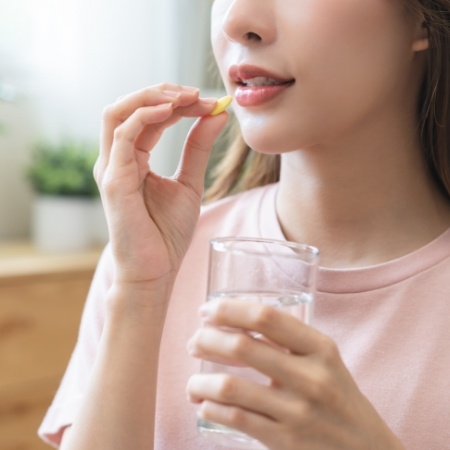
[189,325,298,384]
[109,103,175,169]
[191,301,349,407]
[99,86,190,170]
[189,324,348,411]
[110,83,198,124]
[188,373,284,446]
[187,372,283,420]
[175,112,229,195]
[188,373,313,450]
[197,400,278,447]
[97,84,220,178]
[132,97,218,153]
[199,299,332,356]
[187,373,273,413]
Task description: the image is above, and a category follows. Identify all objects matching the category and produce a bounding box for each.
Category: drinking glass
[197,237,319,449]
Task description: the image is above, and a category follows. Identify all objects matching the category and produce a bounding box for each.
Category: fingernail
[162,90,181,98]
[201,97,218,105]
[181,86,200,93]
[155,102,174,109]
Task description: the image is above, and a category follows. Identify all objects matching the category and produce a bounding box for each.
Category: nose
[221,0,276,46]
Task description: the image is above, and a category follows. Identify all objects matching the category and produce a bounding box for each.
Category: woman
[39,0,450,449]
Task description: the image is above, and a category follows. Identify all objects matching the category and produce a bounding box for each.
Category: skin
[60,1,450,449]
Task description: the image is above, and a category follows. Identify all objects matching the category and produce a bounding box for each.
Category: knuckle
[217,374,238,401]
[113,125,130,143]
[135,106,151,125]
[293,400,314,422]
[229,333,251,358]
[102,104,116,121]
[226,406,247,427]
[191,329,206,352]
[93,160,102,184]
[305,364,344,408]
[308,369,334,401]
[252,305,276,330]
[154,83,167,91]
[185,135,206,153]
[155,82,176,91]
[278,400,313,434]
[207,300,232,323]
[214,300,229,319]
[319,337,341,366]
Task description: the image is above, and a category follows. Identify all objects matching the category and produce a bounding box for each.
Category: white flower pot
[32,195,93,252]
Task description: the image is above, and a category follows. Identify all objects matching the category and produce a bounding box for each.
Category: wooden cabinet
[0,242,102,450]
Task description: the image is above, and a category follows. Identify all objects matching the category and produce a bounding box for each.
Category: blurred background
[0,1,223,448]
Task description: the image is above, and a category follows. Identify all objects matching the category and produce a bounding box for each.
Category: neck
[276,115,450,268]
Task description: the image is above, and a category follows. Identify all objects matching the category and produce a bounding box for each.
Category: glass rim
[210,236,320,260]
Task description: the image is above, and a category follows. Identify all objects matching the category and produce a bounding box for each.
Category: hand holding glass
[197,237,320,449]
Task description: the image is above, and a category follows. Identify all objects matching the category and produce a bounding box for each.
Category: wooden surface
[0,242,102,450]
[0,241,102,279]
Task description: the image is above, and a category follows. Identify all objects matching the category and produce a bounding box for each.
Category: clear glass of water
[197,237,320,449]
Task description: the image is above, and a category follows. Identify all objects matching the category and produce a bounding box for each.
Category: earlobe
[412,37,429,52]
[412,22,430,52]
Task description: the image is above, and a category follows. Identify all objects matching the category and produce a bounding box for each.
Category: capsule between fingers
[210,95,233,116]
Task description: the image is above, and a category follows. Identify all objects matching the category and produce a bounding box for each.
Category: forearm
[62,281,172,450]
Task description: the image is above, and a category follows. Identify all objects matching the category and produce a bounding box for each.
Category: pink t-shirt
[39,183,450,449]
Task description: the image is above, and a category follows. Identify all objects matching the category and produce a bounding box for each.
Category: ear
[411,21,429,52]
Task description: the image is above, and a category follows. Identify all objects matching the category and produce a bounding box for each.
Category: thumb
[175,112,229,195]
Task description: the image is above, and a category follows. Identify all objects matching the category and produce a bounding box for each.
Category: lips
[228,64,295,107]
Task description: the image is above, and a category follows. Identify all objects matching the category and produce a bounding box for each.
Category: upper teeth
[242,77,281,87]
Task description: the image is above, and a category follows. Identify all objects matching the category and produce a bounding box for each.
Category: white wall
[0,0,214,240]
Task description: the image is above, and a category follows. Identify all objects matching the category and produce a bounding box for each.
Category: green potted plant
[27,139,107,252]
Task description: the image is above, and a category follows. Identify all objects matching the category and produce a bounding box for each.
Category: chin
[237,111,316,154]
[240,126,306,155]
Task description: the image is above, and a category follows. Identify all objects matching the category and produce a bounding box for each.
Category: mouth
[239,77,294,88]
[228,64,295,107]
[229,64,295,88]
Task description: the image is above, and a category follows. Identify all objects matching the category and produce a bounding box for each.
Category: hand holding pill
[96,83,229,285]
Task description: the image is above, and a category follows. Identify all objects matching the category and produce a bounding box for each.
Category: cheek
[286,0,414,136]
[303,0,412,87]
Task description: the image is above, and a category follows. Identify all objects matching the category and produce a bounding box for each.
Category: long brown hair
[205,0,450,203]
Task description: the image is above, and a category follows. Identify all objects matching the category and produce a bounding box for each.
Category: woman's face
[211,0,426,153]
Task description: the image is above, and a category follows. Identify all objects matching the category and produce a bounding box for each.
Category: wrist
[106,276,176,327]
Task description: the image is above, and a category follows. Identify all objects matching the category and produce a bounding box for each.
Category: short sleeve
[38,244,114,448]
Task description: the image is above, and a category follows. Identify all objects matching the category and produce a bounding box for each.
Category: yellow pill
[210,95,233,116]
